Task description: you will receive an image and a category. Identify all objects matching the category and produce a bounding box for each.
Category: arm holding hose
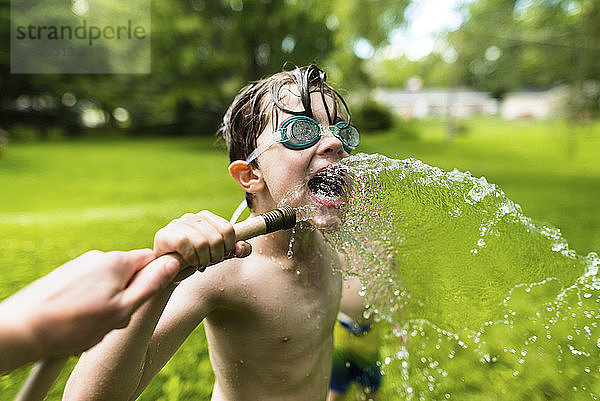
[64,210,256,401]
[0,249,180,376]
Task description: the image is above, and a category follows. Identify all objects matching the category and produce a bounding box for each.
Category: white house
[500,87,569,120]
[373,87,568,120]
[373,88,499,119]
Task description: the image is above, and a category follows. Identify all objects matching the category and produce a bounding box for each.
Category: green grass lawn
[0,118,598,400]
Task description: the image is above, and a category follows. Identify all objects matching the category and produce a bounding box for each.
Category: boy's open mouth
[306,166,349,208]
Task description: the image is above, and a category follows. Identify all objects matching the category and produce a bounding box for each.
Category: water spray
[15,206,296,401]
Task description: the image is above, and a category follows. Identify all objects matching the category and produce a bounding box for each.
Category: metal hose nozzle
[233,206,297,240]
[262,206,297,233]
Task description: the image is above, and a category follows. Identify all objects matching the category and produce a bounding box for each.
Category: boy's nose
[316,129,347,157]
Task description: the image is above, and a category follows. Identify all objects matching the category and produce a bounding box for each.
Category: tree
[448,0,600,117]
[0,0,410,136]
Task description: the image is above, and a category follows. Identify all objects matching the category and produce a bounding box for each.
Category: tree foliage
[0,0,409,136]
[448,0,600,116]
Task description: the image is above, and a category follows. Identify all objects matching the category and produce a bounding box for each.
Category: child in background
[64,65,361,401]
[328,276,382,401]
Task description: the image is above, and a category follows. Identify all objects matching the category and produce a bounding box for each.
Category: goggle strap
[246,130,285,163]
[246,147,261,163]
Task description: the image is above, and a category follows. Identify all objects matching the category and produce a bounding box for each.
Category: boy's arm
[64,274,218,400]
[64,281,177,400]
[132,272,223,397]
[64,211,250,400]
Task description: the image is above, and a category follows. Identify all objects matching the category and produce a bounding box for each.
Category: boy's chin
[277,186,346,230]
[308,208,343,231]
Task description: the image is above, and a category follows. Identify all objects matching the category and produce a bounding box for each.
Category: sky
[387,0,468,61]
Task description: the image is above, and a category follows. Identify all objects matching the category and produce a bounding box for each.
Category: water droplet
[287,227,296,259]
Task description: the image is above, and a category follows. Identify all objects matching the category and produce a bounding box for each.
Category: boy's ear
[229,161,265,193]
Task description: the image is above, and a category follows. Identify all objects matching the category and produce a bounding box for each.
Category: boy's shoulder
[173,251,279,307]
[172,237,343,311]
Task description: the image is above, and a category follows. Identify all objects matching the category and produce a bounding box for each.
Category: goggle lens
[334,121,360,148]
[289,119,319,144]
[282,116,360,152]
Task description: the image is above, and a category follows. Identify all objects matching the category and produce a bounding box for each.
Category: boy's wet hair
[218,64,352,209]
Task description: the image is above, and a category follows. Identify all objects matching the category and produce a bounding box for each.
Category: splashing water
[285,153,600,400]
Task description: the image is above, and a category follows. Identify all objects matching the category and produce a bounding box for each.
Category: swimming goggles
[246,115,360,163]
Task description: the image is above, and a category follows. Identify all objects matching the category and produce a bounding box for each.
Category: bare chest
[205,256,342,365]
[202,254,343,399]
[255,266,341,346]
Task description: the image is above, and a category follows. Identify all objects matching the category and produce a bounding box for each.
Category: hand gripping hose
[15,206,296,401]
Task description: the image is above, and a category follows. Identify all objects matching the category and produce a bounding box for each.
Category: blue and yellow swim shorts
[329,314,382,393]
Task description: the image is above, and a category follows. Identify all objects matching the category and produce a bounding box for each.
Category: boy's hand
[153,211,252,272]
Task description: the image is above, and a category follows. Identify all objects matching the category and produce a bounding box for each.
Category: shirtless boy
[64,65,361,401]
